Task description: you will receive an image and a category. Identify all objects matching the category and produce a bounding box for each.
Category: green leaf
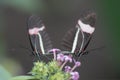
[10,76,34,80]
[0,65,12,80]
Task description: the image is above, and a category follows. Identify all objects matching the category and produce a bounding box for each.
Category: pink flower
[49,48,61,54]
[70,71,79,80]
[78,20,95,34]
[57,53,64,62]
[59,55,72,69]
[49,48,61,60]
[75,61,81,67]
[64,66,71,72]
[74,59,81,67]
[29,26,45,35]
[70,59,81,72]
[64,55,72,63]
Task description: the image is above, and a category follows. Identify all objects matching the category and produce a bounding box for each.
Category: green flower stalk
[29,60,70,80]
[30,61,49,79]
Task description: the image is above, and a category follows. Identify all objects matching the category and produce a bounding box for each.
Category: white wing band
[71,27,80,53]
[37,33,45,54]
[78,20,95,34]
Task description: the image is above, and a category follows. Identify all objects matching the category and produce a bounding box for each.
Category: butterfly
[27,12,96,60]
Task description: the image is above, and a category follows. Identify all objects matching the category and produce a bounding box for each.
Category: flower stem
[53,51,56,60]
[60,61,67,70]
[70,65,77,72]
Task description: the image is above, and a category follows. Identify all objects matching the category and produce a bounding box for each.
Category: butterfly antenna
[18,44,36,56]
[83,46,105,55]
[77,46,105,61]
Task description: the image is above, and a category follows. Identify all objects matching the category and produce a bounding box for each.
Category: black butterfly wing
[61,26,83,54]
[27,15,52,55]
[62,12,96,56]
[78,12,96,55]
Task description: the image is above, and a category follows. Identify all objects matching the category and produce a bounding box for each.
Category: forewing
[80,12,96,40]
[61,27,82,53]
[61,12,96,55]
[78,12,96,55]
[27,15,52,54]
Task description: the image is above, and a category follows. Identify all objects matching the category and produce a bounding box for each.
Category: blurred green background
[0,0,120,80]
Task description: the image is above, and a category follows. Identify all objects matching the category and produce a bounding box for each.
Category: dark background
[0,0,120,80]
